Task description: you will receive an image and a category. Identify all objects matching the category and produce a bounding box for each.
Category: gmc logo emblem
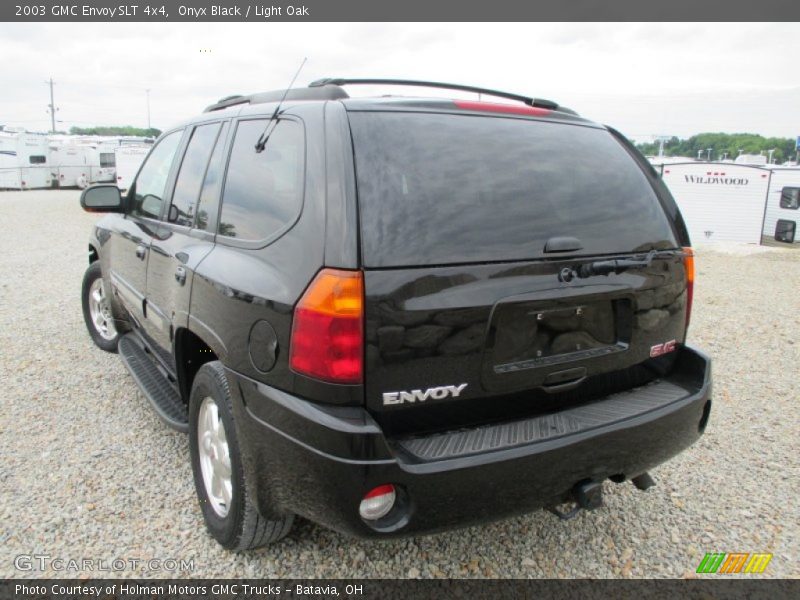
[650,339,677,358]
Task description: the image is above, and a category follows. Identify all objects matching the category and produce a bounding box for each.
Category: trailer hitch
[547,481,605,521]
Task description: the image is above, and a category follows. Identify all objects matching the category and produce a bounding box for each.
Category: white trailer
[114,145,150,191]
[48,143,116,188]
[0,132,53,189]
[660,162,771,245]
[761,167,800,247]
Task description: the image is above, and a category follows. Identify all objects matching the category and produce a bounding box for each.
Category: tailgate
[364,256,688,435]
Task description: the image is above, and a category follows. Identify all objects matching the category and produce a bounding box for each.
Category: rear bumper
[228,345,711,538]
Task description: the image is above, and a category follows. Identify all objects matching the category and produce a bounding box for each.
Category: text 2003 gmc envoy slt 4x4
[79,79,712,550]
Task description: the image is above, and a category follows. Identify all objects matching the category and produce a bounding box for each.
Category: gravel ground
[1,190,798,579]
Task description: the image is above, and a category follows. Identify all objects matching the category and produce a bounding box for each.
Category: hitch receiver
[548,481,605,521]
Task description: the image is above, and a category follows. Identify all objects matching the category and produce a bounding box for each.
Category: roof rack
[203,85,349,113]
[309,78,563,112]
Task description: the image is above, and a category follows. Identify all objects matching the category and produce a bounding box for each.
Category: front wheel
[81,261,119,352]
[189,361,294,550]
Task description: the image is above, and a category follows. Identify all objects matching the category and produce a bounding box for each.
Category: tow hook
[547,481,605,521]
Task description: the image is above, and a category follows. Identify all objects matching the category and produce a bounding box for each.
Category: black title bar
[3,0,800,22]
[3,579,800,600]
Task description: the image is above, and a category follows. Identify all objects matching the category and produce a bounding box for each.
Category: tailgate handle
[541,367,587,394]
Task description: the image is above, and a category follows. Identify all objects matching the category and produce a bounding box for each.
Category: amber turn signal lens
[289,269,364,384]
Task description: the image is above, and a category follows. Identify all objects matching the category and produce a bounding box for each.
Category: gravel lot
[1,190,798,579]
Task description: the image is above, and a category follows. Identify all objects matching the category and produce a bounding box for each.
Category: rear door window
[168,122,222,227]
[195,122,229,233]
[348,112,677,267]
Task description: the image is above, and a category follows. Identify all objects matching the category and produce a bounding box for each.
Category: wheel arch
[174,327,224,404]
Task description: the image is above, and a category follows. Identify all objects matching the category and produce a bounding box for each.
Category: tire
[189,361,294,550]
[81,261,120,353]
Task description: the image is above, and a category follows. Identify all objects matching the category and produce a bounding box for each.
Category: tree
[68,125,161,138]
[636,133,796,163]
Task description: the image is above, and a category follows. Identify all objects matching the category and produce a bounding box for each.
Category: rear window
[349,112,677,267]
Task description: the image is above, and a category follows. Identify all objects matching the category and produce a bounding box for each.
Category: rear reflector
[289,268,364,384]
[683,247,695,329]
[359,484,396,521]
[454,100,552,117]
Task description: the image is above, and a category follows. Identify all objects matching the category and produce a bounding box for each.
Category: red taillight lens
[289,268,363,384]
[683,247,695,329]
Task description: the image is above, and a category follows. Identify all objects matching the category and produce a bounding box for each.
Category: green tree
[636,133,795,163]
[69,125,161,138]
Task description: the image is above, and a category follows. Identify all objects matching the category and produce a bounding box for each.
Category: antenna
[255,57,307,153]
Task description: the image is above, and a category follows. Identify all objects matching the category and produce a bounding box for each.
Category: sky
[0,22,798,142]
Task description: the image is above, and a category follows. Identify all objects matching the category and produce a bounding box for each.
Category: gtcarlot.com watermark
[14,554,195,573]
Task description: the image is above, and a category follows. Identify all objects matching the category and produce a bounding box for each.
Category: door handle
[175,266,187,286]
[135,245,147,260]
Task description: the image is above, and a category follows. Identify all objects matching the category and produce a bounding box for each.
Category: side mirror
[80,184,123,213]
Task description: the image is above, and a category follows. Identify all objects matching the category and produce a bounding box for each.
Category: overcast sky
[1,22,797,142]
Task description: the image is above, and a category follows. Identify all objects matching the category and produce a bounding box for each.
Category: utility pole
[655,136,669,157]
[46,77,57,133]
[146,89,151,130]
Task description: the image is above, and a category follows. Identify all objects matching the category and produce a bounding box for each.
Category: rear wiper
[558,249,678,282]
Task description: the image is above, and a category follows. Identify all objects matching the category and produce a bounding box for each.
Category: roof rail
[203,85,349,113]
[308,78,564,112]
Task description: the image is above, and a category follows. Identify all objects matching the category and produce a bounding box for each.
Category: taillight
[683,247,694,329]
[289,268,363,384]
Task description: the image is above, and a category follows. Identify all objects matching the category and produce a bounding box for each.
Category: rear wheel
[81,261,119,352]
[189,361,293,550]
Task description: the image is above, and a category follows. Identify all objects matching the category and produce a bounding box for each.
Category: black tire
[81,261,120,353]
[188,361,294,550]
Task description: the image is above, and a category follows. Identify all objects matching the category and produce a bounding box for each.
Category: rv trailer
[113,144,150,191]
[0,132,53,189]
[661,162,771,245]
[761,167,800,247]
[48,142,116,188]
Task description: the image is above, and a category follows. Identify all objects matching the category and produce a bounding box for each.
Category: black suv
[80,79,712,550]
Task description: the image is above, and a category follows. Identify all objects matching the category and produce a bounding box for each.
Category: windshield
[349,112,677,267]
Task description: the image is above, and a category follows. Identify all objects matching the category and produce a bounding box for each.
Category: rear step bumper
[230,345,711,538]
